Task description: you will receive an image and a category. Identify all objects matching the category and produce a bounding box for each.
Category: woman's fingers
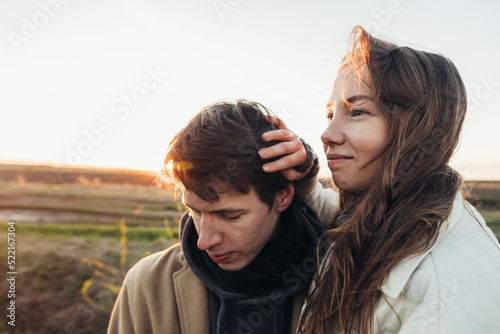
[264,115,286,129]
[260,115,311,181]
[259,137,303,161]
[262,128,295,143]
[261,144,307,173]
[280,167,310,182]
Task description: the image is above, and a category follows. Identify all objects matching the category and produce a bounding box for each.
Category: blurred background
[1,0,499,179]
[1,0,499,333]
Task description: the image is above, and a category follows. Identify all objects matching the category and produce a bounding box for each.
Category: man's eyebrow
[210,209,247,214]
[183,202,247,214]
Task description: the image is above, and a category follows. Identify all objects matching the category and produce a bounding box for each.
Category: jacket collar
[173,236,307,333]
[173,248,211,333]
[380,192,464,299]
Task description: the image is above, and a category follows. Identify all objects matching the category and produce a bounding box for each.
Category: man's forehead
[182,189,253,210]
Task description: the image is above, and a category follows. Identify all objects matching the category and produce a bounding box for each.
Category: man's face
[183,188,286,271]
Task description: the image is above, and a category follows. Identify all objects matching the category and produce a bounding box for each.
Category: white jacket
[305,183,500,333]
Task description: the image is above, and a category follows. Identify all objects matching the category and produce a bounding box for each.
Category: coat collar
[380,192,464,299]
[173,249,211,333]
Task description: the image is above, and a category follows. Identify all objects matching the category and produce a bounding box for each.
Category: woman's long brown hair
[298,27,467,333]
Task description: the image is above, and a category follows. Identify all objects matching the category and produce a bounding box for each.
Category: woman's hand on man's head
[259,116,314,181]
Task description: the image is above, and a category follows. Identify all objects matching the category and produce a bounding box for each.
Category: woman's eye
[326,113,333,122]
[351,109,367,117]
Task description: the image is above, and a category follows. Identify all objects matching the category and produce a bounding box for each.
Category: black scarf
[181,197,323,334]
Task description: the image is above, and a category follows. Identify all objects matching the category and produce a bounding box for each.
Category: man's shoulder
[126,243,188,282]
[109,244,210,334]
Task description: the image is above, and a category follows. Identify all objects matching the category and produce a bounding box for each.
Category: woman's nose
[321,116,344,146]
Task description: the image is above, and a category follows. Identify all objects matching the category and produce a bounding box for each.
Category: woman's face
[321,67,389,192]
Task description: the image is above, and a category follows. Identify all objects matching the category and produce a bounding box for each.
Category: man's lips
[208,252,233,264]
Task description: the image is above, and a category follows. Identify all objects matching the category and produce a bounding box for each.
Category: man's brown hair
[162,99,291,208]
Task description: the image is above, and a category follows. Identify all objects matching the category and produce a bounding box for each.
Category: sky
[1,0,499,180]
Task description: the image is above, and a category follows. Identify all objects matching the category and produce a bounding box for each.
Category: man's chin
[217,260,247,272]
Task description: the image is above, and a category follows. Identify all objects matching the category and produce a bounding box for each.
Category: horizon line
[1,159,500,183]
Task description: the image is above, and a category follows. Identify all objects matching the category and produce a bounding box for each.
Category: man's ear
[275,183,294,213]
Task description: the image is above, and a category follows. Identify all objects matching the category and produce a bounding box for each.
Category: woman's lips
[327,154,353,168]
[208,252,233,263]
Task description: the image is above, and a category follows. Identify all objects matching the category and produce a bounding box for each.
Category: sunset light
[2,2,500,333]
[1,1,499,180]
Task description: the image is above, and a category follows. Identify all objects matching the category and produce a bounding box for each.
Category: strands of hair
[298,26,467,334]
[162,99,292,209]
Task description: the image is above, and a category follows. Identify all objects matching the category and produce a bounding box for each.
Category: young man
[107,100,325,334]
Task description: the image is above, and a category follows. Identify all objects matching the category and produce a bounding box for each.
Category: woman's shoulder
[382,196,500,298]
[415,198,500,283]
[430,199,500,272]
[392,203,500,332]
[295,178,340,227]
[379,214,500,333]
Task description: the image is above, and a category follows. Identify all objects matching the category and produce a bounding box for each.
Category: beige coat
[107,243,306,334]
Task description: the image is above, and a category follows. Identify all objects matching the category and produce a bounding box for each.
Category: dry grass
[0,230,176,333]
[0,176,181,334]
[0,181,185,226]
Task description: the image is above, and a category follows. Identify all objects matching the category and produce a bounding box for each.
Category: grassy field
[464,180,500,237]
[0,165,499,333]
[0,231,176,333]
[0,169,183,334]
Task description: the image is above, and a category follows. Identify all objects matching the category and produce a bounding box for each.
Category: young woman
[261,27,500,333]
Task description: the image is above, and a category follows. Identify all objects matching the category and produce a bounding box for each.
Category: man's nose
[196,215,223,251]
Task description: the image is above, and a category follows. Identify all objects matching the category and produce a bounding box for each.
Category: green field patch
[466,196,500,209]
[0,221,179,242]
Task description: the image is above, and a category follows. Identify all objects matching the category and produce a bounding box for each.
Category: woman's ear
[275,183,294,212]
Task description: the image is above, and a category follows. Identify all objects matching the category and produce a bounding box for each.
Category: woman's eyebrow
[345,95,374,103]
[327,95,374,111]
